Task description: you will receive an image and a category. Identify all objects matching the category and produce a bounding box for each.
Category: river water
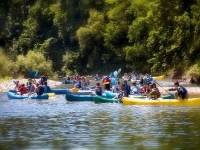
[1,92,200,150]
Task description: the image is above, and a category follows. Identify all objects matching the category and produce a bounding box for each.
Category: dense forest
[0,0,200,79]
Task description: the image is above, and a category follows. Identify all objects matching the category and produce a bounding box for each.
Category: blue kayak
[69,90,93,95]
[7,91,49,100]
[66,93,94,101]
[50,89,70,95]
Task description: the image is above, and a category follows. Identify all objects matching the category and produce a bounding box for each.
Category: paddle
[154,80,174,96]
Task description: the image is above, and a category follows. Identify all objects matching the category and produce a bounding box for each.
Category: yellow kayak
[47,93,56,97]
[153,75,165,80]
[122,97,200,106]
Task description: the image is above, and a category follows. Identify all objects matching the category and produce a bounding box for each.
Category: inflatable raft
[7,91,49,100]
[122,97,200,106]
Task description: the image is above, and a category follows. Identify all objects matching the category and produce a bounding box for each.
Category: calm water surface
[0,92,200,149]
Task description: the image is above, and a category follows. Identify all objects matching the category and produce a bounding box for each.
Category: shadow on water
[1,92,200,149]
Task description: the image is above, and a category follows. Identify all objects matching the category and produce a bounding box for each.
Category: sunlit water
[1,92,200,150]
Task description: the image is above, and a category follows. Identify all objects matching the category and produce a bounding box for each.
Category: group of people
[65,75,90,89]
[95,74,188,100]
[14,75,50,96]
[95,76,134,97]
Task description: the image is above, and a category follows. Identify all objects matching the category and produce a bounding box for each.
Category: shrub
[186,62,200,83]
[16,51,53,77]
[62,52,79,75]
[0,51,15,78]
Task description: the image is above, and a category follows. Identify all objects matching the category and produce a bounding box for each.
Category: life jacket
[95,86,102,96]
[124,84,131,96]
[75,81,82,88]
[103,77,110,85]
[177,86,187,96]
[19,85,28,95]
[37,85,44,96]
[43,85,51,93]
[140,85,150,94]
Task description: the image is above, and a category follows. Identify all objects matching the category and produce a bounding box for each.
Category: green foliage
[16,51,53,76]
[62,51,79,74]
[0,50,15,77]
[187,64,200,77]
[0,0,200,75]
[128,17,150,43]
[76,10,105,71]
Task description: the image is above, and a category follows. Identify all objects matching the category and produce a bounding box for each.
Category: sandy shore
[0,79,62,93]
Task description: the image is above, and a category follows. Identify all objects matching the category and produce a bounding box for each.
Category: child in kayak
[27,79,36,94]
[169,81,188,99]
[95,83,102,96]
[130,81,140,95]
[140,83,151,96]
[149,83,161,99]
[18,84,28,95]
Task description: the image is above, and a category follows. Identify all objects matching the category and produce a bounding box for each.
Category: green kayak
[93,95,119,103]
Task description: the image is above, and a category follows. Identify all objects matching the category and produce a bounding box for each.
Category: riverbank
[0,78,62,93]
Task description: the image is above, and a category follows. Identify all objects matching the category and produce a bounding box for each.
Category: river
[1,92,200,149]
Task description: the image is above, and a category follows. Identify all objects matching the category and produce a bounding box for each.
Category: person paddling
[43,81,51,93]
[169,81,188,99]
[35,83,44,96]
[27,78,36,94]
[124,80,131,97]
[95,83,102,96]
[18,84,28,95]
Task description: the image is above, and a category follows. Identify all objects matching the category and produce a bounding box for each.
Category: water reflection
[0,94,200,149]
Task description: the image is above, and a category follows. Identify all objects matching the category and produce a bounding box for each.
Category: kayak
[93,95,119,103]
[66,93,94,101]
[102,91,117,98]
[129,95,146,98]
[68,89,94,95]
[7,91,49,100]
[50,88,92,95]
[129,94,175,99]
[122,97,200,106]
[50,88,69,95]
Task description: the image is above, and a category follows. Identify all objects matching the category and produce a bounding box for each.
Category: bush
[62,52,79,75]
[186,63,200,83]
[16,51,53,77]
[0,51,15,78]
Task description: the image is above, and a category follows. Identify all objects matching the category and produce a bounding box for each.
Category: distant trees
[0,0,200,77]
